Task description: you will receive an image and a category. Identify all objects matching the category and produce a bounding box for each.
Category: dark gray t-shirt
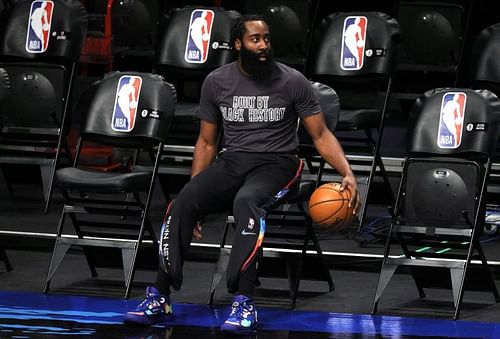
[199,61,321,153]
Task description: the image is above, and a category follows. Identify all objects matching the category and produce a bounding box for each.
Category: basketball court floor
[1,289,499,338]
[1,126,500,338]
[1,187,500,338]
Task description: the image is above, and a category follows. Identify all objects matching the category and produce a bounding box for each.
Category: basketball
[308,182,354,231]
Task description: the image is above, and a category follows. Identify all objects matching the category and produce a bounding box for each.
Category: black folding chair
[372,87,500,319]
[208,81,339,308]
[468,21,500,233]
[308,11,400,230]
[244,0,319,72]
[150,7,240,198]
[112,0,161,72]
[393,1,469,105]
[44,71,175,298]
[468,22,500,97]
[0,0,87,212]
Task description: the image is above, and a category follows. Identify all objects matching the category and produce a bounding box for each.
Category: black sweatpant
[156,151,300,296]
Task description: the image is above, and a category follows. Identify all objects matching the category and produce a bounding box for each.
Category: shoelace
[230,301,253,318]
[137,294,159,309]
[229,301,240,316]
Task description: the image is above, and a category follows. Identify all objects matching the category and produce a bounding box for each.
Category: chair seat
[56,167,152,192]
[337,108,381,130]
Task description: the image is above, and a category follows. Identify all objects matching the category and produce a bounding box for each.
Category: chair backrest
[156,6,240,71]
[396,1,465,68]
[81,71,176,148]
[244,0,314,70]
[402,88,500,228]
[407,88,500,158]
[309,11,400,78]
[469,22,500,91]
[0,0,87,62]
[297,81,339,142]
[0,1,87,130]
[112,0,159,49]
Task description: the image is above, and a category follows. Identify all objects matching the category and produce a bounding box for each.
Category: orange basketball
[308,182,354,231]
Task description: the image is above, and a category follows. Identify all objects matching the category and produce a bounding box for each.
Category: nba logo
[437,92,467,149]
[111,75,143,132]
[185,9,214,63]
[25,0,54,53]
[340,16,367,70]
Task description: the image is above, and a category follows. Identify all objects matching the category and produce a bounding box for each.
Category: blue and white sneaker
[221,295,258,335]
[124,286,173,325]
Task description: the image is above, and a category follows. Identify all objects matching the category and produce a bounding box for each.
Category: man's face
[236,20,274,79]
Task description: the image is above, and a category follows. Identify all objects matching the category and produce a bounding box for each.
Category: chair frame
[372,88,500,319]
[0,0,87,213]
[44,72,174,298]
[307,11,400,232]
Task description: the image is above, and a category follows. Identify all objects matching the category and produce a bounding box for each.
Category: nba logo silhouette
[26,0,54,53]
[340,16,367,70]
[437,92,467,149]
[185,9,214,63]
[111,75,143,132]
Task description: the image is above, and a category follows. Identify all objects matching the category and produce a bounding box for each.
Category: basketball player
[124,14,360,335]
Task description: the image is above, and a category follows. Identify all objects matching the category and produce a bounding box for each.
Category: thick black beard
[239,45,274,81]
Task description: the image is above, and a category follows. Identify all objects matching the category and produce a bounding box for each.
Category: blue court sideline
[0,291,499,338]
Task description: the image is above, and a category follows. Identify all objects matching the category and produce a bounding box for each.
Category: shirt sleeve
[292,72,322,118]
[198,73,221,123]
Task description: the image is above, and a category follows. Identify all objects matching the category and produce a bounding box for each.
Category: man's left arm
[302,112,360,214]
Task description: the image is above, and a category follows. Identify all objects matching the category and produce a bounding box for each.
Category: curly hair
[231,14,268,47]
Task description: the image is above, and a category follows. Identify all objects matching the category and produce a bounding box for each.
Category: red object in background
[80,0,114,73]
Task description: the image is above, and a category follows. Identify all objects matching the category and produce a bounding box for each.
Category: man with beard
[124,14,360,335]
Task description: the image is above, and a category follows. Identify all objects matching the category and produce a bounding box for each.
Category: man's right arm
[191,120,219,178]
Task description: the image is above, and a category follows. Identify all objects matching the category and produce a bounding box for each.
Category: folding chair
[155,6,239,148]
[0,0,87,212]
[112,0,161,72]
[468,22,500,96]
[151,6,240,197]
[0,66,12,272]
[393,1,469,107]
[468,22,500,228]
[244,0,319,72]
[308,12,400,230]
[372,87,500,320]
[208,81,339,308]
[44,71,175,298]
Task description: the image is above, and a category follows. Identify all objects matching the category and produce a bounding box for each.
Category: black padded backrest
[81,72,176,147]
[0,63,66,128]
[156,6,240,70]
[408,88,500,157]
[310,12,400,77]
[0,67,9,102]
[310,81,339,132]
[469,23,500,85]
[0,0,87,61]
[298,81,339,145]
[245,0,312,60]
[396,2,464,67]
